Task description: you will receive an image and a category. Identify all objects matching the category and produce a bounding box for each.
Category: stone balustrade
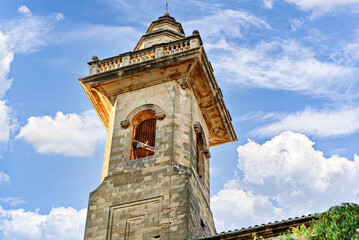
[88,36,201,75]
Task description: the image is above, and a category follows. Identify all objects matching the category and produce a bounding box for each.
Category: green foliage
[278,202,359,240]
[278,224,312,240]
[278,229,293,240]
[311,202,359,239]
[252,233,264,240]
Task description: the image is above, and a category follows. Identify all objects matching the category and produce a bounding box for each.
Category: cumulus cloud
[250,106,359,137]
[0,206,86,240]
[211,188,283,231]
[214,40,358,99]
[0,172,10,184]
[0,6,64,53]
[211,131,359,231]
[17,110,106,157]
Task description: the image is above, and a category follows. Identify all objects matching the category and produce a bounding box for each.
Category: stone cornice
[79,37,236,146]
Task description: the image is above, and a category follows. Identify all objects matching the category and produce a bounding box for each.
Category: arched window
[196,132,204,178]
[194,123,206,184]
[131,110,156,160]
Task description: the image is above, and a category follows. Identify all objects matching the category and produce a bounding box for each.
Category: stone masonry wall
[84,80,215,240]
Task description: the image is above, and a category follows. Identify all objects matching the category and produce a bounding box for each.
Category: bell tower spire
[79,14,237,240]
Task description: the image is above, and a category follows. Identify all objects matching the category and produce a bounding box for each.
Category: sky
[0,0,359,238]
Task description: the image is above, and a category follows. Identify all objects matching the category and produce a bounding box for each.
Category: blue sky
[1,0,359,238]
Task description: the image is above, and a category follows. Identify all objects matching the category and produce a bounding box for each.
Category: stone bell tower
[79,13,237,240]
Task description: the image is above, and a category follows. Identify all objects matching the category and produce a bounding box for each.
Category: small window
[131,110,156,160]
[195,127,205,182]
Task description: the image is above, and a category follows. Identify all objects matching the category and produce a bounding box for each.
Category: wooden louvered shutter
[132,118,156,159]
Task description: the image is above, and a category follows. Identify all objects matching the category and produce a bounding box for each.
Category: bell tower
[79,13,237,240]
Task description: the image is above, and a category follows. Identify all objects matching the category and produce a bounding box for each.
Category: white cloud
[54,24,141,62]
[17,110,106,157]
[184,9,270,40]
[212,131,359,231]
[107,0,220,19]
[211,188,283,231]
[0,198,25,207]
[0,101,17,144]
[263,0,274,9]
[0,31,15,145]
[0,31,13,98]
[54,13,64,21]
[0,172,10,184]
[0,7,64,53]
[214,40,358,99]
[285,0,359,14]
[0,206,86,240]
[331,41,359,67]
[291,18,304,31]
[239,111,281,123]
[17,5,32,17]
[251,106,359,137]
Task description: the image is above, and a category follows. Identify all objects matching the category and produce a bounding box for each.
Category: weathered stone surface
[80,13,235,240]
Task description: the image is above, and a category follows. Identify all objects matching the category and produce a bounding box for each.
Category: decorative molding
[155,111,166,120]
[120,120,130,129]
[108,96,117,105]
[202,149,211,159]
[107,196,163,240]
[177,77,189,90]
[126,104,166,122]
[194,123,201,134]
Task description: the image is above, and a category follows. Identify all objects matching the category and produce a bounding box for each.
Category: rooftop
[190,214,315,240]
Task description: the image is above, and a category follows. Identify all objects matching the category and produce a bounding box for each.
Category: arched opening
[195,124,206,183]
[196,132,204,178]
[131,110,156,160]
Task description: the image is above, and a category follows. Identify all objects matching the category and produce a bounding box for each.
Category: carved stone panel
[107,197,163,240]
[125,216,144,240]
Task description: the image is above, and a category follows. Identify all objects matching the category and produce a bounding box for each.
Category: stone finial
[92,56,99,61]
[120,120,130,129]
[156,111,166,120]
[192,30,200,35]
